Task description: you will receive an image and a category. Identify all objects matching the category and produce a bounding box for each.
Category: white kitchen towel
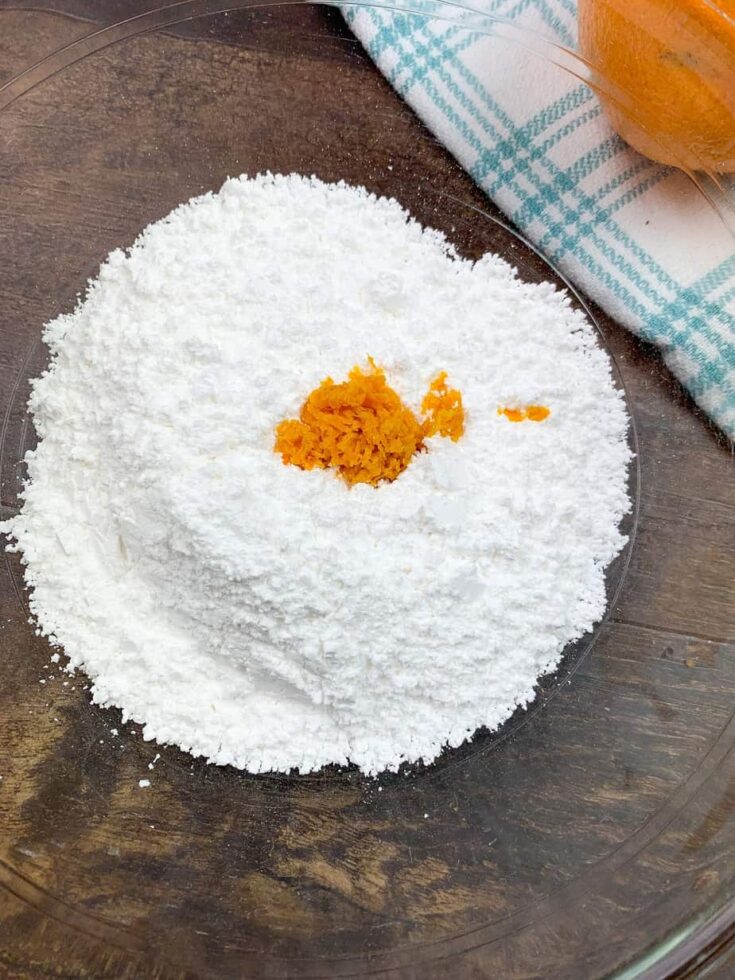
[344,0,735,439]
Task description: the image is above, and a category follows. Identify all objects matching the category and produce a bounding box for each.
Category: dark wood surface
[0,4,733,978]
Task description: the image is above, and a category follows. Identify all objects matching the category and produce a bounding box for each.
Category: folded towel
[344,1,735,440]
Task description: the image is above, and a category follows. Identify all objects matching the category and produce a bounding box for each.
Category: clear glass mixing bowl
[0,3,733,978]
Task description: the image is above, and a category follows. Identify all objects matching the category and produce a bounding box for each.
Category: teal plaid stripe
[344,1,735,438]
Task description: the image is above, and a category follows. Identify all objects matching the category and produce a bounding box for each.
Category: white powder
[3,173,631,775]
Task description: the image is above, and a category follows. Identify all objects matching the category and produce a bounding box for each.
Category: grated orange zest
[498,404,550,423]
[275,360,425,487]
[275,360,466,487]
[421,371,465,442]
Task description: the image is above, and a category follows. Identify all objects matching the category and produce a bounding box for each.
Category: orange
[578,0,735,172]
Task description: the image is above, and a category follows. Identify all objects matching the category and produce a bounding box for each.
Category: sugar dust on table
[2,173,631,775]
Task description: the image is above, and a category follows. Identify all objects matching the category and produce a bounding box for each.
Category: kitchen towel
[344,0,735,440]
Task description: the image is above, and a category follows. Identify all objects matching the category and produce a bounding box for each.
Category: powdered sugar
[3,173,631,774]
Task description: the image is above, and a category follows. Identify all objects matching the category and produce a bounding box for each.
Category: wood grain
[0,4,733,978]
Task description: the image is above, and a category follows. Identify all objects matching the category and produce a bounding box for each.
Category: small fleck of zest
[498,404,550,423]
[275,360,465,487]
[421,371,465,442]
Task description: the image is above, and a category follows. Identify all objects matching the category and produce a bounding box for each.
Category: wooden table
[0,3,733,977]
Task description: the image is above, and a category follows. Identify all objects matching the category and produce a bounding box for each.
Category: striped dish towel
[343,1,735,440]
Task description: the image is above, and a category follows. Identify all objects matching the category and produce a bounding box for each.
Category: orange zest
[498,404,550,423]
[275,360,465,487]
[421,371,465,441]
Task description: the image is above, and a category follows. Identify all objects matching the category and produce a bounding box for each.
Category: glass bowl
[0,3,733,978]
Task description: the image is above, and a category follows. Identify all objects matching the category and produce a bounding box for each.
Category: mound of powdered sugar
[3,173,631,774]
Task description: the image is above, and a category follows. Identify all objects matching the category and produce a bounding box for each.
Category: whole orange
[578,0,735,172]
